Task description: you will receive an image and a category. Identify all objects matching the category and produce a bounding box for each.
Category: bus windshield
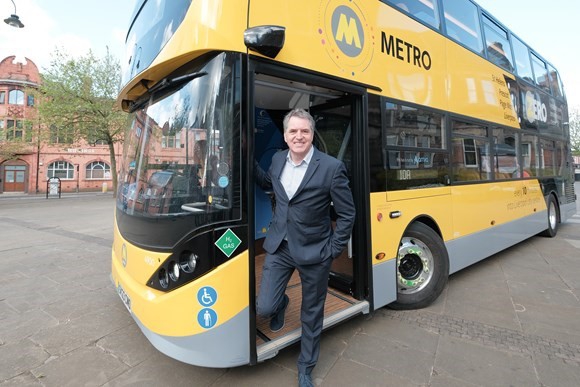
[116,52,242,249]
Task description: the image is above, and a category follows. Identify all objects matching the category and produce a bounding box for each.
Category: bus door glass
[309,99,356,293]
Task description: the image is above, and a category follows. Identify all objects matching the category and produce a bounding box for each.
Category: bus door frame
[246,58,372,365]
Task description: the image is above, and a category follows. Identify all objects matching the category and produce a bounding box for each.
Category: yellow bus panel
[370,188,453,264]
[450,180,545,238]
[248,0,518,129]
[112,224,249,336]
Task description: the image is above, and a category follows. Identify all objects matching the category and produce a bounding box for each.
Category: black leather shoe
[270,294,289,332]
[298,373,314,387]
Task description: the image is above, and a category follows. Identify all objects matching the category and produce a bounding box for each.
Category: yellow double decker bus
[112,0,576,367]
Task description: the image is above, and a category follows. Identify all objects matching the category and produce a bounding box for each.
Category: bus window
[441,0,483,53]
[540,138,561,177]
[555,140,567,176]
[384,0,440,29]
[385,103,445,149]
[512,36,534,83]
[482,15,514,72]
[548,64,564,99]
[384,102,448,189]
[451,120,491,182]
[531,54,550,93]
[368,94,385,192]
[520,133,540,177]
[492,128,519,179]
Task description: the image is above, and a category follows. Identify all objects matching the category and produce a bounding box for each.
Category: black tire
[389,222,449,310]
[539,195,559,238]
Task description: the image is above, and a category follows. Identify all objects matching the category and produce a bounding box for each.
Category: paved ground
[1,185,580,387]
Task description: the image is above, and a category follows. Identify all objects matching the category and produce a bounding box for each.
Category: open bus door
[250,69,370,363]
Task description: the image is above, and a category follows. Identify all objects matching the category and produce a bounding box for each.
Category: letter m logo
[335,13,361,48]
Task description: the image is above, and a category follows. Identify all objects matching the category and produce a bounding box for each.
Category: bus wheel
[539,195,559,238]
[390,222,449,310]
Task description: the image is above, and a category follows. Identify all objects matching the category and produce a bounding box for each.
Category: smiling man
[255,108,356,387]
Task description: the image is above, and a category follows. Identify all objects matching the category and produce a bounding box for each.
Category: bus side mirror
[244,25,285,58]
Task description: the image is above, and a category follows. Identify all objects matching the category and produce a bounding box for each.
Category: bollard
[102,182,108,193]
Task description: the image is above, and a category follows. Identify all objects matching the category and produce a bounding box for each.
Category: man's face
[284,116,313,160]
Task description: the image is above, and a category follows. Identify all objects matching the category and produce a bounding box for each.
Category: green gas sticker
[215,228,241,257]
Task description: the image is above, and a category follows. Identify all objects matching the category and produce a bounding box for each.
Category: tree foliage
[0,140,30,160]
[33,48,127,195]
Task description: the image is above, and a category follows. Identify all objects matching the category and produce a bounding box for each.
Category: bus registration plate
[117,283,131,313]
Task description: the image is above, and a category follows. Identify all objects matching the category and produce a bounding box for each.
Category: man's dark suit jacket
[256,147,355,265]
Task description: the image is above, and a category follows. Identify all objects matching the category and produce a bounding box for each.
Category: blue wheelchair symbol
[197,286,217,307]
[197,308,218,329]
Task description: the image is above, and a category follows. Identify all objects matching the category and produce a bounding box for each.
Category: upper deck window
[441,0,483,53]
[512,36,534,83]
[482,15,514,72]
[548,64,564,99]
[122,0,193,88]
[531,53,550,93]
[386,0,440,29]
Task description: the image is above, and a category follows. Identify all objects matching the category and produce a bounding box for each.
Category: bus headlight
[158,268,169,289]
[180,252,198,273]
[168,261,180,281]
[147,228,237,291]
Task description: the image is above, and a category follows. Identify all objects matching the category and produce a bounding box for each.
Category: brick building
[0,55,121,194]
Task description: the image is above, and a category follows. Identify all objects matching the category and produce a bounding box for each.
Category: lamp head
[4,14,24,28]
[4,0,24,28]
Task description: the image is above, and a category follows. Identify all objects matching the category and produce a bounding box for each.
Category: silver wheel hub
[548,201,557,230]
[397,237,434,294]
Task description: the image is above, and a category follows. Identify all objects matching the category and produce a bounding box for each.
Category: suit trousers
[257,240,333,375]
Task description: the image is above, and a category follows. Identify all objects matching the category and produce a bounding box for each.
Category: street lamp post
[4,0,24,28]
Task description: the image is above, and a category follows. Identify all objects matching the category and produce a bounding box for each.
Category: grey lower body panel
[372,258,397,309]
[133,307,250,367]
[446,210,547,274]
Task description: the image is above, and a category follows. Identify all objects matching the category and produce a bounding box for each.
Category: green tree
[0,118,37,160]
[32,48,127,196]
[569,106,580,155]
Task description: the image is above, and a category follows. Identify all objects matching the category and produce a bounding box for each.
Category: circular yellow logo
[318,0,375,76]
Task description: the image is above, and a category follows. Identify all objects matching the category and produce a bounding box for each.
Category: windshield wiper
[128,71,208,113]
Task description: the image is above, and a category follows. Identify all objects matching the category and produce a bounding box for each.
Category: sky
[1,0,579,112]
[1,0,135,73]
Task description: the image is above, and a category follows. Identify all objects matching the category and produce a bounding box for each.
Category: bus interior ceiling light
[4,0,24,28]
[244,25,285,58]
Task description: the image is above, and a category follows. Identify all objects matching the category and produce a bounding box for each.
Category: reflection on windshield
[116,53,241,247]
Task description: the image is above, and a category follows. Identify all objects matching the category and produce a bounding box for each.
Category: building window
[0,91,5,104]
[27,95,34,107]
[6,120,23,140]
[86,161,111,179]
[162,134,181,148]
[48,161,75,179]
[50,125,74,144]
[8,89,24,105]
